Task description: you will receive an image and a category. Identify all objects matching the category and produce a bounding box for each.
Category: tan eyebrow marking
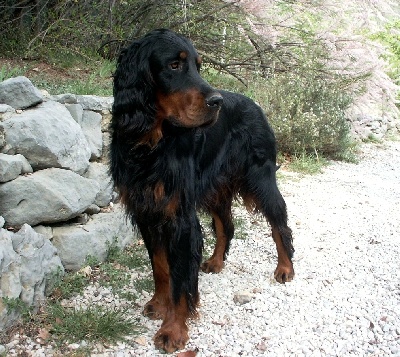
[179,51,188,59]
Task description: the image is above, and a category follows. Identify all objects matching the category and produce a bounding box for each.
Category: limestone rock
[32,225,53,240]
[12,224,64,303]
[76,95,113,111]
[233,290,255,305]
[64,105,102,160]
[0,76,43,109]
[81,110,103,159]
[0,225,64,330]
[83,162,113,207]
[84,204,101,215]
[0,168,100,226]
[1,101,91,174]
[50,93,77,104]
[0,153,23,182]
[65,103,83,123]
[0,104,15,121]
[52,204,134,271]
[0,153,32,182]
[15,154,33,174]
[0,126,4,149]
[0,229,21,329]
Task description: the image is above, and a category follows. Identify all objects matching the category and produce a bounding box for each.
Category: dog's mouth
[198,115,218,129]
[165,113,218,129]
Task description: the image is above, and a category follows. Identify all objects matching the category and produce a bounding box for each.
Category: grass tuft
[0,65,24,82]
[48,304,141,345]
[287,152,328,174]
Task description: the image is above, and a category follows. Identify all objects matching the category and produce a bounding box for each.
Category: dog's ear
[110,38,157,186]
[112,38,156,133]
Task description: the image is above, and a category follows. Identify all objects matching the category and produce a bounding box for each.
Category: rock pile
[0,76,134,330]
[351,113,400,140]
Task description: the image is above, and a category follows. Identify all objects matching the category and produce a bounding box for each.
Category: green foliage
[134,278,154,294]
[287,152,328,175]
[97,239,152,294]
[17,240,151,352]
[232,216,249,240]
[370,20,400,85]
[0,65,24,82]
[1,297,32,321]
[48,304,141,345]
[105,238,149,270]
[245,72,354,159]
[203,67,246,93]
[0,1,374,160]
[51,270,90,301]
[30,64,114,96]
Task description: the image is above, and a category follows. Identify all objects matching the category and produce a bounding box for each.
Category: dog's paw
[154,322,189,353]
[274,264,294,283]
[201,258,224,273]
[143,298,167,320]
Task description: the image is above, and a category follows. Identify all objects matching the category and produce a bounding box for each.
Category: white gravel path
[4,141,400,356]
[134,140,400,357]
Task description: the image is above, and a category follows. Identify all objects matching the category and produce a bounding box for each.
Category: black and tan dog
[110,29,294,353]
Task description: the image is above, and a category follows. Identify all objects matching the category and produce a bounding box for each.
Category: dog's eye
[169,61,181,70]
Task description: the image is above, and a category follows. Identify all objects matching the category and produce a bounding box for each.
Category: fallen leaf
[36,328,50,344]
[78,265,92,277]
[134,336,147,346]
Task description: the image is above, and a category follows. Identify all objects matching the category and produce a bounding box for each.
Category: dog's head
[113,29,223,142]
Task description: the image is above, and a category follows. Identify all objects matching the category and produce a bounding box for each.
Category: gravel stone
[2,141,400,356]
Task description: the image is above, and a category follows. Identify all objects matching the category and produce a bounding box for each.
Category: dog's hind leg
[244,161,295,283]
[270,219,295,283]
[201,204,234,273]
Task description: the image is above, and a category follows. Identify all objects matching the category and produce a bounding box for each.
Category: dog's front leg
[143,247,170,320]
[153,294,191,353]
[153,213,202,353]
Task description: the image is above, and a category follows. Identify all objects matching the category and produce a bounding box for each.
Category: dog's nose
[206,93,223,108]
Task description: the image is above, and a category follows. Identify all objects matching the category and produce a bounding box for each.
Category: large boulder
[52,204,134,271]
[0,100,91,174]
[0,76,43,110]
[0,225,64,330]
[0,168,100,226]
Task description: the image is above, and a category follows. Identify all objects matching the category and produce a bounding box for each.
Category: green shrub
[245,73,354,158]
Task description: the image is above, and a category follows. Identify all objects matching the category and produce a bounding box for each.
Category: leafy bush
[245,73,353,158]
